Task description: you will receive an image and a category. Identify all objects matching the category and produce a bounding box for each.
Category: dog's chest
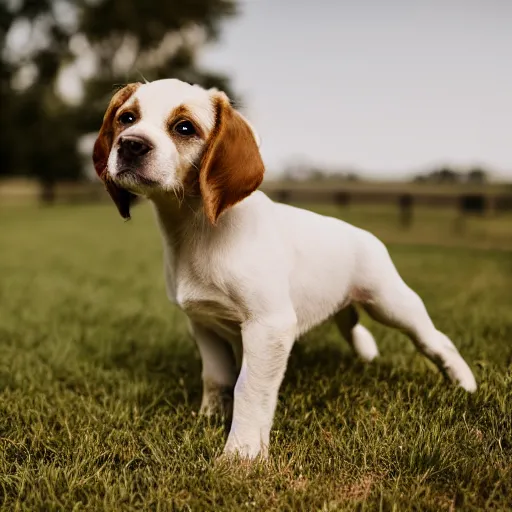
[164,256,242,329]
[177,283,239,323]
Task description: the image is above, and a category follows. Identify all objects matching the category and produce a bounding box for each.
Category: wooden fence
[261,183,512,229]
[2,179,512,229]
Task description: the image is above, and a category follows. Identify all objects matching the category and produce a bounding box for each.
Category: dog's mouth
[116,168,134,178]
[115,168,158,190]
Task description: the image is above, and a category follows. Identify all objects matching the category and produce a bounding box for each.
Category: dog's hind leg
[334,304,379,362]
[356,237,477,391]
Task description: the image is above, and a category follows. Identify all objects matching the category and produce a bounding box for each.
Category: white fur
[104,79,477,460]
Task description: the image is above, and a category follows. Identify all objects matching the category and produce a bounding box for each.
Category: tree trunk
[40,180,56,205]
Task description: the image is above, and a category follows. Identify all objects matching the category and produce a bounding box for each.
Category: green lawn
[1,202,511,511]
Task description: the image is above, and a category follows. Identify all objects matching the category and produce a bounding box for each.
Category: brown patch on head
[115,98,141,132]
[199,95,265,225]
[92,83,141,219]
[165,104,207,197]
[167,104,206,141]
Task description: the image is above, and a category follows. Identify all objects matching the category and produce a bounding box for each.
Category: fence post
[277,189,290,204]
[334,191,350,207]
[398,193,413,228]
[40,180,56,205]
[455,194,486,234]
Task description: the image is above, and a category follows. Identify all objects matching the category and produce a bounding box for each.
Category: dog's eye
[119,112,136,125]
[174,120,196,137]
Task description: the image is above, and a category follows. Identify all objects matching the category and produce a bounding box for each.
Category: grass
[1,201,511,511]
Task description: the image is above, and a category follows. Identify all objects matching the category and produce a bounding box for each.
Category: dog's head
[93,79,265,224]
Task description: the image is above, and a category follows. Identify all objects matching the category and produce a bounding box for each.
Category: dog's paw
[352,324,379,362]
[199,386,234,419]
[215,449,268,471]
[221,434,268,462]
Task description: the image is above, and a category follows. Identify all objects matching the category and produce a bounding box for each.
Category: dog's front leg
[223,311,297,460]
[189,320,238,418]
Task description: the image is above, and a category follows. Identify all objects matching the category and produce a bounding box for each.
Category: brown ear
[93,83,140,219]
[199,96,265,225]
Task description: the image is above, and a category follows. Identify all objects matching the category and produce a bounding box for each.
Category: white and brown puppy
[93,79,476,460]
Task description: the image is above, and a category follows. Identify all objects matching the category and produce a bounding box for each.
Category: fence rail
[261,184,512,214]
[2,180,512,220]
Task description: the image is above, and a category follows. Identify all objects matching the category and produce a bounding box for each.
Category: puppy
[93,79,476,459]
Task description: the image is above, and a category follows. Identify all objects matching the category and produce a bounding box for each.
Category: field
[1,201,511,511]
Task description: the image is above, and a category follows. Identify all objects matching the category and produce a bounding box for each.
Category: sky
[198,0,512,179]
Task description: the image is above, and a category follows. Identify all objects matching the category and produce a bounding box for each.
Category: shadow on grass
[92,314,453,425]
[285,339,428,390]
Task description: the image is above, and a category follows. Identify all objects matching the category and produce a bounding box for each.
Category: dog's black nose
[118,135,152,160]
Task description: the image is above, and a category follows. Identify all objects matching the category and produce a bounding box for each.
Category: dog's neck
[151,194,199,244]
[150,193,220,259]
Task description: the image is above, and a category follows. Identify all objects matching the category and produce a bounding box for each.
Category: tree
[467,167,488,185]
[0,1,16,177]
[412,167,462,184]
[1,0,79,187]
[0,0,236,201]
[437,167,461,184]
[75,0,236,135]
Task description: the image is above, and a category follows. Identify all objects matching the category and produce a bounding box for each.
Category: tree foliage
[413,167,489,185]
[0,0,236,192]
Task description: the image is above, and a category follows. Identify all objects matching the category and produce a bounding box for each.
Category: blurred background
[1,0,511,248]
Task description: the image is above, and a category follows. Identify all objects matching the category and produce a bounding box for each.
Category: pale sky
[198,0,512,179]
